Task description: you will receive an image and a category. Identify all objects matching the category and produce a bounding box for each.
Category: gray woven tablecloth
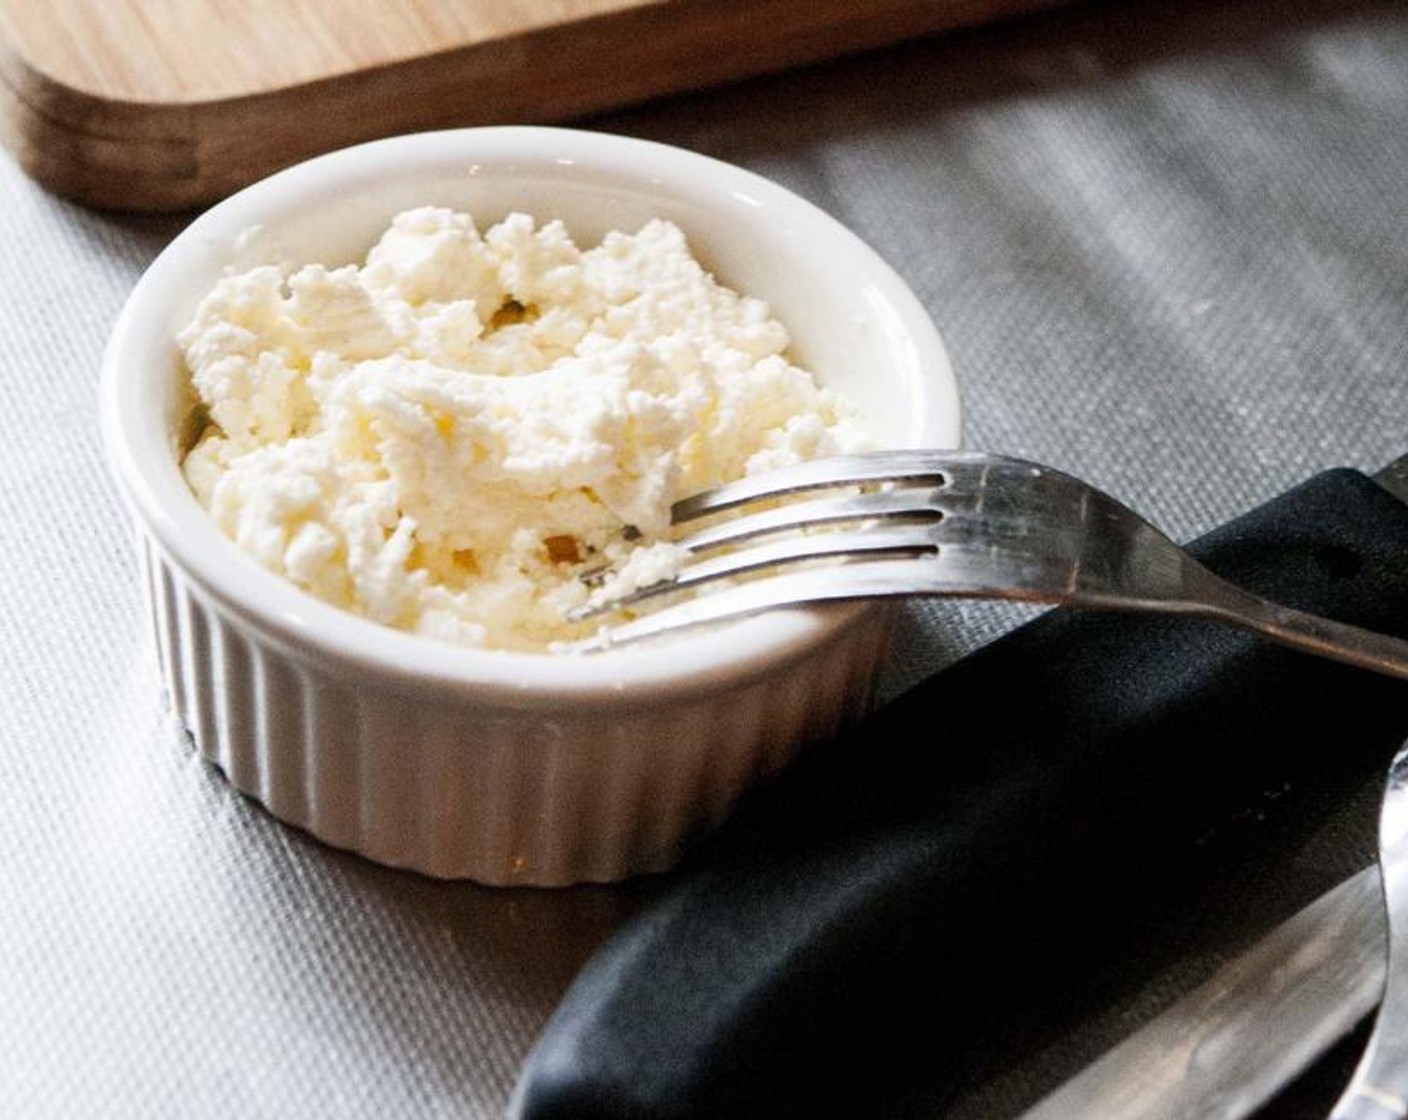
[5,0,1407,1115]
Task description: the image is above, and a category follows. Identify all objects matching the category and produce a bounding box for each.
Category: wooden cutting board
[0,0,1064,213]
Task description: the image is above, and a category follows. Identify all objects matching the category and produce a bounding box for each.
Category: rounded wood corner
[0,44,206,212]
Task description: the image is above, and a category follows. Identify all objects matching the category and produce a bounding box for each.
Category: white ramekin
[99,126,961,886]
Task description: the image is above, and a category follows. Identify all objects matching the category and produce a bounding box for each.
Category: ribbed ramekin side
[140,533,891,887]
[487,608,892,885]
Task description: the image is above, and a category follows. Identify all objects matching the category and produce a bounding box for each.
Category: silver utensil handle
[1193,572,1408,682]
[1330,1088,1407,1120]
[1332,746,1408,1119]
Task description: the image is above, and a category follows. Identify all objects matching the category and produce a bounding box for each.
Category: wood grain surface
[0,0,1067,213]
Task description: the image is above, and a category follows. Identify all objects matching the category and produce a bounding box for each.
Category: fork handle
[1191,569,1408,681]
[514,468,1408,1120]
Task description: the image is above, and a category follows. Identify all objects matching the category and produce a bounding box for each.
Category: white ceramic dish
[99,126,961,886]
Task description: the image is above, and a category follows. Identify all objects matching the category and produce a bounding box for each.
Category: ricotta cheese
[180,207,870,651]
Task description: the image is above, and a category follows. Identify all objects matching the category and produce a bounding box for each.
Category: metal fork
[568,449,1408,676]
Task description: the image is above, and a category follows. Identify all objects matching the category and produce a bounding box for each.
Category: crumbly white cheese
[180,207,870,651]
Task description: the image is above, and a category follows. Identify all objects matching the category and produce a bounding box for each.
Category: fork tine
[567,559,935,651]
[568,527,1097,649]
[676,487,943,554]
[570,524,941,622]
[671,450,953,523]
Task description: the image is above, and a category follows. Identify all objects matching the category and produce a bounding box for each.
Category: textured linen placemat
[3,0,1407,1115]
